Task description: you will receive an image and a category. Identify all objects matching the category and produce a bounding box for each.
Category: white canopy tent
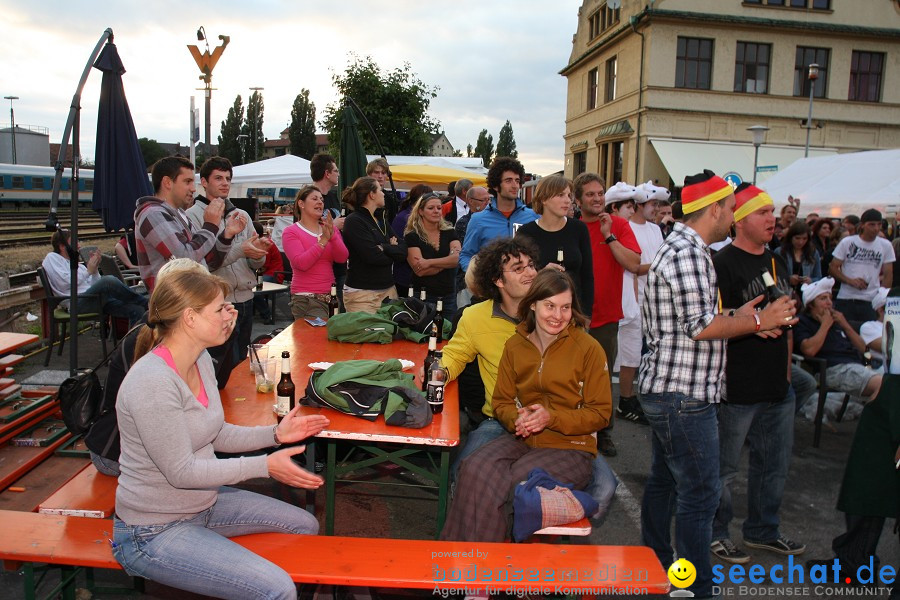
[227,154,312,199]
[760,149,900,218]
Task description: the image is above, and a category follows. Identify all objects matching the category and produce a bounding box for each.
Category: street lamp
[249,87,264,161]
[3,95,19,164]
[803,63,819,158]
[747,125,769,185]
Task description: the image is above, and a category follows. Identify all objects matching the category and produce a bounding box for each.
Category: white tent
[367,155,487,175]
[231,154,312,186]
[760,149,900,218]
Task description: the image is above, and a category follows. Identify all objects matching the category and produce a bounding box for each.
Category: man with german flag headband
[638,171,798,598]
[709,182,807,566]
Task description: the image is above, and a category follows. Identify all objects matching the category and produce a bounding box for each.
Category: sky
[1,0,581,176]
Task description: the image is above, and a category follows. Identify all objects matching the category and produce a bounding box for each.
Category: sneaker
[711,538,750,564]
[616,396,648,425]
[744,535,806,555]
[598,435,617,457]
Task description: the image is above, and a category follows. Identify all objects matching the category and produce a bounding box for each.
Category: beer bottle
[433,299,445,343]
[761,269,792,328]
[256,267,264,291]
[276,350,295,418]
[408,285,415,299]
[420,289,427,303]
[328,284,340,317]
[422,332,437,392]
[427,350,446,414]
[556,248,565,267]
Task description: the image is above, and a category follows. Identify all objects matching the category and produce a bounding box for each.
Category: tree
[321,54,441,156]
[473,129,494,168]
[218,95,245,166]
[289,89,317,159]
[496,120,518,159]
[243,90,265,162]
[466,144,473,158]
[138,137,167,168]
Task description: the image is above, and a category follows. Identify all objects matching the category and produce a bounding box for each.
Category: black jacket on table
[343,208,408,290]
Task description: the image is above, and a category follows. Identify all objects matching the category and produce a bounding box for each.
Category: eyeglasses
[503,261,537,275]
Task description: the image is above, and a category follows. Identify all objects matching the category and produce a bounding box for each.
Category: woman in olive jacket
[441,269,611,542]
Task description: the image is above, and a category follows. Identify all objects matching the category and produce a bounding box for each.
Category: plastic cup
[248,344,268,372]
[252,357,277,393]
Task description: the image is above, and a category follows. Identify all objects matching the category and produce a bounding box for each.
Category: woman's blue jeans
[113,486,317,600]
[639,392,720,599]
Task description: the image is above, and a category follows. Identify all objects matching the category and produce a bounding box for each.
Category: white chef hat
[801,277,835,307]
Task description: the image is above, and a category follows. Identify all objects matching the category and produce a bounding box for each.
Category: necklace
[366,207,388,237]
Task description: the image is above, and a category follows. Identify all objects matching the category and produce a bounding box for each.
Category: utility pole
[4,96,19,164]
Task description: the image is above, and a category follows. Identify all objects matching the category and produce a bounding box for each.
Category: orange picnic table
[221,321,458,536]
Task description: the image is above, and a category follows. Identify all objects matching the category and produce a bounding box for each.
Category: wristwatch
[604,234,617,244]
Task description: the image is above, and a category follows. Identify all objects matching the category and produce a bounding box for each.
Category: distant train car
[0,163,94,209]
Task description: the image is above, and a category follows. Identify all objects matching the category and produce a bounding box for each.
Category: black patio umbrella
[92,42,151,232]
[339,104,368,195]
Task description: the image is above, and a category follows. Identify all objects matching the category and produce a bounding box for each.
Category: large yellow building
[561,0,900,190]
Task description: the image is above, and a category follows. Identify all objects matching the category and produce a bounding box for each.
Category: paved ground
[1,291,896,599]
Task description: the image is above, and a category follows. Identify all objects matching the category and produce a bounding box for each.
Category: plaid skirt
[440,433,593,542]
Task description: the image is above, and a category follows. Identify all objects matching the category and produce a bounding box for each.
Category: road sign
[756,165,778,173]
[723,172,743,188]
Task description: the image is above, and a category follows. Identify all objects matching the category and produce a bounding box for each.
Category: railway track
[0,231,120,250]
[0,210,119,249]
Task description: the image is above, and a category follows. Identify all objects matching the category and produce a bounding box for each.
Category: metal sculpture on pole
[187,27,229,157]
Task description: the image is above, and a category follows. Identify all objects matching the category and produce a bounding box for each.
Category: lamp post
[804,63,819,158]
[747,125,769,185]
[187,27,229,157]
[249,87,264,161]
[3,95,19,164]
[237,133,248,164]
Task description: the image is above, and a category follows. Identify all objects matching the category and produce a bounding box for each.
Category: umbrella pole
[46,28,112,233]
[344,96,399,199]
[43,27,112,373]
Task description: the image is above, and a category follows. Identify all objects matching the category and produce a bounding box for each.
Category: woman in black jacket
[341,177,408,313]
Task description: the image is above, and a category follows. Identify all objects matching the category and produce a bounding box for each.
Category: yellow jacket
[440,300,517,418]
[492,321,611,456]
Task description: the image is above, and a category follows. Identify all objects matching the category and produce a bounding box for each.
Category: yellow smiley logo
[667,558,697,589]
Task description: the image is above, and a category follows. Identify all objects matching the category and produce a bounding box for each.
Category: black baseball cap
[860,208,882,223]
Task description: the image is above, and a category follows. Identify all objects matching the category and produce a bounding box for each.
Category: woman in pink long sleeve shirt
[282,185,349,320]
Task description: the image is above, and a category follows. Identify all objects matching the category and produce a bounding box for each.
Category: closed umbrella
[339,105,368,194]
[92,42,152,232]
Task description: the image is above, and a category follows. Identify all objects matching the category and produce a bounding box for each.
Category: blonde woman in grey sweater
[112,266,328,600]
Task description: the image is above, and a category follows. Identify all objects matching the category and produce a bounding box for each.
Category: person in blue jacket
[459,157,537,272]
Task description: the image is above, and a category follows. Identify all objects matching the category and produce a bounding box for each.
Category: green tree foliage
[496,120,518,159]
[138,137,167,168]
[218,95,245,166]
[466,144,473,158]
[322,54,441,155]
[243,90,265,162]
[473,129,494,168]
[289,89,317,159]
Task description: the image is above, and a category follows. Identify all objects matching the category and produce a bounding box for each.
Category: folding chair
[36,266,109,366]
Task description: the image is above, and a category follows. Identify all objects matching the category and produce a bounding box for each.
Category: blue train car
[0,163,94,208]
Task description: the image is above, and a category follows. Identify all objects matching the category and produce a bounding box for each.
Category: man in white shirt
[43,230,147,325]
[616,181,667,423]
[829,208,895,322]
[442,178,473,225]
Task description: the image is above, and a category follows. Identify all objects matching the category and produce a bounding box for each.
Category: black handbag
[59,324,141,435]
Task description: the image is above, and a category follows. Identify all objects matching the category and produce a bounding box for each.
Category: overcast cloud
[1,0,580,175]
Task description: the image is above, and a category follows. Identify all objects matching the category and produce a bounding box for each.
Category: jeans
[89,450,120,476]
[713,389,795,544]
[791,364,818,413]
[585,453,618,523]
[113,486,317,600]
[639,392,720,599]
[84,275,148,326]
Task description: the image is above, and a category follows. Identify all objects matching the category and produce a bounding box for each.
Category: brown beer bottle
[276,351,295,416]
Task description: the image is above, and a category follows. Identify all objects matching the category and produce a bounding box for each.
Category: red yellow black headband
[681,176,732,214]
[734,185,774,222]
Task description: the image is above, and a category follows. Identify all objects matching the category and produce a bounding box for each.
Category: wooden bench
[37,464,117,518]
[0,510,669,599]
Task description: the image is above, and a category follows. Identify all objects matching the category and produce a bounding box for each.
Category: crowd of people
[49,151,897,600]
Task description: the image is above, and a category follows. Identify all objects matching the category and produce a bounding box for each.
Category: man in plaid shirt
[638,170,797,598]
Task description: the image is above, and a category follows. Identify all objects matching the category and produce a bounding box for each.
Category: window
[11,176,24,189]
[588,6,620,39]
[31,177,46,190]
[605,56,617,102]
[676,37,714,90]
[734,42,770,94]
[794,47,829,98]
[599,142,623,185]
[574,151,587,177]
[767,0,785,5]
[849,51,884,102]
[85,179,94,191]
[587,68,599,110]
[812,0,830,8]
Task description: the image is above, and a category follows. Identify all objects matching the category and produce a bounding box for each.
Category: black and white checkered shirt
[638,222,725,403]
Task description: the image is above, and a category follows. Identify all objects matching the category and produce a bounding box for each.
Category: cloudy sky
[2,0,581,175]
